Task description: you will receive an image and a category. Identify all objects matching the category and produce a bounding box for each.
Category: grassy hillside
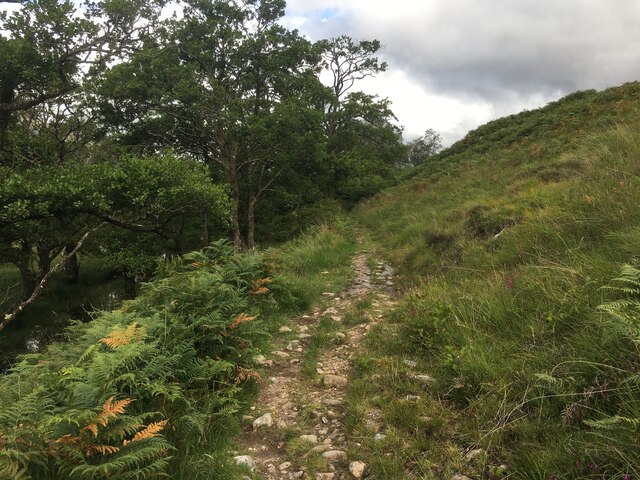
[351,82,640,478]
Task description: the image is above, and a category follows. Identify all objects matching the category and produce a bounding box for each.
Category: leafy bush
[0,241,288,479]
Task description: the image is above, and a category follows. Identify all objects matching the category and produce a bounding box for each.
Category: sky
[282,0,640,145]
[3,1,640,146]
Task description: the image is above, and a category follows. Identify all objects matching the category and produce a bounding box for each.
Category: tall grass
[353,112,640,477]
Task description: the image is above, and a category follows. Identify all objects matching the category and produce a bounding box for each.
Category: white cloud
[286,0,640,144]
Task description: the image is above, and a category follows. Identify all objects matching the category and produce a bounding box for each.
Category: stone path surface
[235,250,396,479]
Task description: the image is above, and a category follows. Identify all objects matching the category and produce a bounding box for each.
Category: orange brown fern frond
[100,323,138,349]
[228,313,258,329]
[235,367,263,385]
[123,420,168,446]
[249,277,272,295]
[87,444,120,456]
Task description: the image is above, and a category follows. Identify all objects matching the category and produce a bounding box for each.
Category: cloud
[286,0,640,143]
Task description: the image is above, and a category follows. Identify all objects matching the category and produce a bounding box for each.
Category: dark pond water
[0,288,123,373]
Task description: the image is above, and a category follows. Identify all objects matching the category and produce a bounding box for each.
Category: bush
[0,241,291,479]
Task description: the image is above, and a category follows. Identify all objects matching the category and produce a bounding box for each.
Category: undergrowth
[0,220,357,480]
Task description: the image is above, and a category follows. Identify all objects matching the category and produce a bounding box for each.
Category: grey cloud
[295,0,640,106]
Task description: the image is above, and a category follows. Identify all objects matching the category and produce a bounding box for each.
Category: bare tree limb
[0,223,105,331]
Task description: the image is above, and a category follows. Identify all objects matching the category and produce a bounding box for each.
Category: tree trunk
[1,225,102,331]
[246,198,256,249]
[64,245,80,283]
[228,146,244,250]
[123,275,137,299]
[16,259,36,302]
[201,212,209,248]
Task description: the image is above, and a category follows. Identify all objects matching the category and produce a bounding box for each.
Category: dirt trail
[235,250,396,479]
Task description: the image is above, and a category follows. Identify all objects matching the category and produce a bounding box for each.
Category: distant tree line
[0,0,435,327]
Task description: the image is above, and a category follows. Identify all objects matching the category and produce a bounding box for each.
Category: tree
[314,36,404,204]
[0,154,229,330]
[0,0,162,154]
[99,0,325,249]
[406,128,443,166]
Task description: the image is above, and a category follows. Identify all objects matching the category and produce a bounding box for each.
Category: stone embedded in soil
[253,413,273,429]
[254,354,273,367]
[349,461,367,478]
[300,434,318,444]
[322,450,347,462]
[412,374,435,384]
[233,455,256,470]
[373,433,387,441]
[465,448,485,462]
[322,398,343,406]
[323,374,348,387]
[279,326,293,333]
[279,461,292,471]
[334,332,346,340]
[324,307,338,315]
[308,444,333,455]
[315,474,335,480]
[274,351,290,358]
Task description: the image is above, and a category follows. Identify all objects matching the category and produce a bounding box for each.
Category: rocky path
[234,251,396,479]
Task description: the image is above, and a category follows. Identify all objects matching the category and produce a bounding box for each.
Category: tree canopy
[0,0,433,324]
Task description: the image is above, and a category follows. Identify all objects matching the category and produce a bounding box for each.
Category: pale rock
[289,358,300,364]
[322,450,347,462]
[349,461,367,479]
[276,420,287,429]
[324,307,338,315]
[308,444,333,455]
[279,461,292,471]
[299,434,317,444]
[254,354,273,367]
[315,474,335,480]
[334,332,346,340]
[406,395,421,401]
[331,316,342,322]
[323,374,348,387]
[299,333,312,339]
[299,325,309,332]
[403,359,417,368]
[233,455,256,470]
[373,433,387,441]
[465,448,485,462]
[413,374,435,384]
[253,413,273,429]
[279,326,293,333]
[267,464,278,475]
[274,351,290,358]
[322,292,336,297]
[322,398,343,406]
[292,472,305,479]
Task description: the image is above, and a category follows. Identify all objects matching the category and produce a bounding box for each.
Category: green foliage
[0,241,291,479]
[355,84,640,477]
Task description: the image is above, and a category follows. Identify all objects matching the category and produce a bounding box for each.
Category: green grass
[349,83,640,478]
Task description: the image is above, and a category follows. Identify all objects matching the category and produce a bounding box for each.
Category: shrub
[0,241,289,479]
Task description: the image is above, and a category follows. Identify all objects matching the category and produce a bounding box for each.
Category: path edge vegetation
[0,221,358,479]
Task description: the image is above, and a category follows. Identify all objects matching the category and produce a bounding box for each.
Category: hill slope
[350,82,640,478]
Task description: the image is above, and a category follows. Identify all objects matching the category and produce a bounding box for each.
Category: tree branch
[1,222,105,332]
